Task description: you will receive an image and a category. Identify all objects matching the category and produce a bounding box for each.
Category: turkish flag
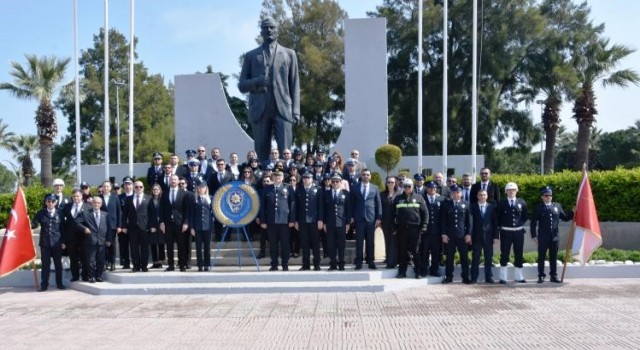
[0,186,37,277]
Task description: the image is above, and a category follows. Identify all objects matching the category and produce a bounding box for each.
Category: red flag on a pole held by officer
[0,186,37,277]
[570,168,602,266]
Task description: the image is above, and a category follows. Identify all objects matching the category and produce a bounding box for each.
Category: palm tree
[0,54,70,187]
[0,118,16,150]
[572,38,640,169]
[7,134,39,187]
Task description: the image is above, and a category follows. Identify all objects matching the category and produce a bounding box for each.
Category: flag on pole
[0,186,37,277]
[571,169,602,265]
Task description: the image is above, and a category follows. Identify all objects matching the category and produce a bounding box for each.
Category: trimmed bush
[375,144,402,175]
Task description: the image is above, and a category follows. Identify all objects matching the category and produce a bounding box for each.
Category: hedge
[1,168,639,228]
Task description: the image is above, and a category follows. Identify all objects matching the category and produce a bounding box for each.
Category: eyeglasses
[331,180,340,183]
[134,186,143,189]
[198,150,206,152]
[179,182,186,186]
[217,163,225,166]
[480,172,489,175]
[543,194,552,197]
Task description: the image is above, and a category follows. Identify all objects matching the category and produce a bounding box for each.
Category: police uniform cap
[414,173,425,181]
[293,149,302,155]
[195,178,207,187]
[188,158,200,166]
[53,178,65,186]
[122,176,134,184]
[346,158,357,165]
[113,183,120,189]
[44,193,58,201]
[402,179,413,187]
[540,186,553,195]
[272,170,284,177]
[80,181,90,188]
[450,184,461,192]
[426,181,438,188]
[153,152,163,159]
[331,173,342,180]
[302,171,313,178]
[288,164,298,170]
[323,173,332,180]
[185,149,196,157]
[316,149,325,154]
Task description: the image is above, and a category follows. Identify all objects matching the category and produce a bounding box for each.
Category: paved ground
[1,279,639,349]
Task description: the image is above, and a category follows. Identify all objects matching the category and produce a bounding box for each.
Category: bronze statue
[238,17,300,162]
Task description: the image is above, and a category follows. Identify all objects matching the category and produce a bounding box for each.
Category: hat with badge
[402,179,413,187]
[293,149,302,155]
[414,173,425,181]
[331,172,343,180]
[323,173,332,180]
[153,152,163,159]
[113,183,120,189]
[188,158,200,167]
[450,184,461,192]
[316,149,325,154]
[272,170,284,177]
[53,178,65,186]
[426,181,438,188]
[314,162,324,168]
[302,171,313,178]
[195,175,207,187]
[540,186,553,195]
[122,176,134,184]
[44,193,58,202]
[346,158,358,165]
[505,182,518,191]
[80,181,90,188]
[185,149,196,157]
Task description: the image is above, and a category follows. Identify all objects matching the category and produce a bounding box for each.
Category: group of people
[31,145,573,291]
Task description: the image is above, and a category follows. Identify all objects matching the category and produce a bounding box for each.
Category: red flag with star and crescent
[0,186,36,277]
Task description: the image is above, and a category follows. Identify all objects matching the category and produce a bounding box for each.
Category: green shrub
[375,144,402,176]
[370,172,384,189]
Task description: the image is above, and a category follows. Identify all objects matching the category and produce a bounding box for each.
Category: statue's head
[260,17,278,44]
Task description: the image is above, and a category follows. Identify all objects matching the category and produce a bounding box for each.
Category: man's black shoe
[338,266,345,271]
[269,266,278,271]
[57,285,66,290]
[442,278,453,284]
[499,280,507,284]
[282,266,289,271]
[429,272,442,277]
[396,272,406,279]
[368,263,377,270]
[299,266,310,271]
[38,286,48,292]
[70,277,79,282]
[256,253,265,259]
[328,266,337,271]
[313,265,321,271]
[354,265,362,270]
[165,266,175,272]
[463,279,472,284]
[550,276,562,283]
[179,266,186,272]
[538,276,544,284]
[89,278,96,283]
[485,278,495,284]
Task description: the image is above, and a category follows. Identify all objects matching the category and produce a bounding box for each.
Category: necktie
[511,200,515,208]
[94,211,100,228]
[482,183,486,191]
[429,197,433,205]
[362,184,367,198]
[464,189,469,201]
[171,190,176,204]
[481,204,485,218]
[73,205,78,218]
[333,190,338,201]
[136,195,141,209]
[165,176,170,186]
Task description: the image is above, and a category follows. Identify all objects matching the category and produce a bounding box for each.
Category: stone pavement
[1,279,639,349]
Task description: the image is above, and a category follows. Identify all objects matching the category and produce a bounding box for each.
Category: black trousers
[537,238,559,277]
[267,224,291,268]
[445,237,469,280]
[396,224,421,273]
[67,231,86,279]
[129,228,149,270]
[500,230,525,268]
[117,231,130,266]
[419,232,441,275]
[105,229,117,265]
[382,225,397,268]
[150,243,165,262]
[40,244,63,288]
[290,226,300,256]
[299,223,321,267]
[355,220,375,266]
[84,243,106,279]
[164,223,181,267]
[471,238,494,281]
[195,229,212,268]
[325,225,346,268]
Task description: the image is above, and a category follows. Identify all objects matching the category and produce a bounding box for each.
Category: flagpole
[32,260,38,290]
[561,163,587,282]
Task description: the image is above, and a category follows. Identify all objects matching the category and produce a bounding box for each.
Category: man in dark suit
[420,181,445,277]
[323,173,351,271]
[122,181,153,272]
[160,175,192,271]
[100,181,121,272]
[295,172,324,271]
[259,171,296,271]
[470,189,499,283]
[470,167,500,204]
[530,186,573,283]
[32,194,67,291]
[118,176,134,269]
[63,189,91,282]
[497,182,528,284]
[208,158,233,242]
[159,163,173,193]
[78,196,113,283]
[441,185,472,284]
[146,152,164,188]
[238,17,300,161]
[350,169,382,270]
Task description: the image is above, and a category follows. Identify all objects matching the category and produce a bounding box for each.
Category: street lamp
[112,79,126,164]
[536,99,545,175]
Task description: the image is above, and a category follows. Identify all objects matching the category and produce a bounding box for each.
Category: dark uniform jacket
[530,202,573,241]
[147,165,164,188]
[62,202,91,241]
[33,209,65,247]
[260,183,296,225]
[441,200,471,239]
[323,188,351,227]
[497,198,528,233]
[190,195,214,231]
[296,184,324,224]
[423,194,445,236]
[470,202,499,243]
[392,192,428,231]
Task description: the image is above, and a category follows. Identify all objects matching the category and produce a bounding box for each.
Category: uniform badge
[461,204,466,209]
[283,189,288,194]
[553,207,558,213]
[313,188,317,193]
[341,194,345,199]
[517,203,522,209]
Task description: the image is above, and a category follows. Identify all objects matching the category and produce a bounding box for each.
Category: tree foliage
[54,29,175,173]
[375,144,402,176]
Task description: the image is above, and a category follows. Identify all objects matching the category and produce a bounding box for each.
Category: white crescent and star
[5,209,18,240]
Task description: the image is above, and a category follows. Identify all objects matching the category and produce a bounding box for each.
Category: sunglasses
[543,194,552,197]
[198,150,206,152]
[134,186,143,189]
[387,181,395,184]
[331,180,340,183]
[480,172,489,175]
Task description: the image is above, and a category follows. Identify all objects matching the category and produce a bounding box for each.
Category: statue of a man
[239,17,300,162]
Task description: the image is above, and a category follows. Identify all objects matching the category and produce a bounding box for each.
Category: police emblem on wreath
[212,182,260,227]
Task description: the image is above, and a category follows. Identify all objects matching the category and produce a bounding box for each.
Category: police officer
[530,186,573,283]
[392,179,428,279]
[498,182,528,284]
[190,178,215,271]
[147,152,164,188]
[295,171,324,271]
[32,194,67,291]
[259,170,296,271]
[413,173,426,196]
[420,181,444,277]
[441,185,471,284]
[323,173,351,271]
[185,158,203,192]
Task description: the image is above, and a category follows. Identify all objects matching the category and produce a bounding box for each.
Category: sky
[1,0,639,174]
